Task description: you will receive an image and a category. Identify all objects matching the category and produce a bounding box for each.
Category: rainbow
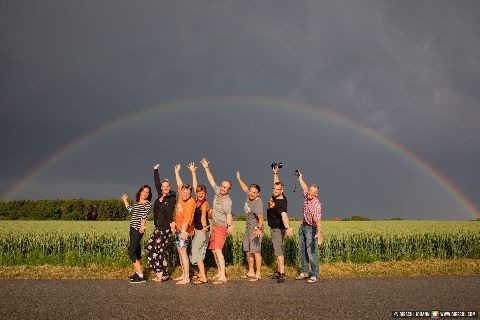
[3,95,479,218]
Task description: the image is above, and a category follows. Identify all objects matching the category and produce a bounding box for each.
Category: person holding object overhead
[236,170,264,282]
[268,164,293,283]
[187,162,211,285]
[295,171,323,283]
[200,157,233,285]
[121,185,152,284]
[173,164,196,285]
[145,163,176,283]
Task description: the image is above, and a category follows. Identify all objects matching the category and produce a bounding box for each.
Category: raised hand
[175,164,181,173]
[153,163,160,170]
[272,165,279,174]
[187,162,197,172]
[200,158,209,169]
[236,171,241,180]
[121,194,129,201]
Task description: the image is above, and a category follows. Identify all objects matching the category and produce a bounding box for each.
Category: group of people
[121,158,322,285]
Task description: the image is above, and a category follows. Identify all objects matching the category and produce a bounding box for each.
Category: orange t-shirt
[175,187,196,235]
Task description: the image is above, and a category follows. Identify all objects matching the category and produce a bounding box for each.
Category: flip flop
[160,275,170,282]
[192,279,208,285]
[212,279,226,285]
[240,274,256,279]
[249,277,261,282]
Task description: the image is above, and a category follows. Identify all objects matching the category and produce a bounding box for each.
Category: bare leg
[176,249,190,285]
[174,248,184,281]
[215,248,227,281]
[212,250,221,279]
[254,252,262,278]
[246,252,255,276]
[277,255,285,274]
[197,260,207,281]
[133,260,142,275]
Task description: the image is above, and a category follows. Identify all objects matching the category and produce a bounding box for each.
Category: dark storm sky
[1,0,479,220]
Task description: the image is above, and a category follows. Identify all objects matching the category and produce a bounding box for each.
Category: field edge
[1,259,479,280]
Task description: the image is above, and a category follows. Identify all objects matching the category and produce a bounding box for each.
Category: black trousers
[128,227,144,263]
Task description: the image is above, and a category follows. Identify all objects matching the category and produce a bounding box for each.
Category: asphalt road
[1,276,479,319]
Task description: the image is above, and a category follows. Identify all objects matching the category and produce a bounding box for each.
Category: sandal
[249,277,261,282]
[192,279,208,285]
[240,274,256,279]
[212,279,226,285]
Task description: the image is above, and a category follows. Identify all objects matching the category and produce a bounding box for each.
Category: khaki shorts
[271,228,286,257]
[242,228,263,253]
[189,229,210,264]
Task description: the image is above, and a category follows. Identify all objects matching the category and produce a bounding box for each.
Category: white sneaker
[307,277,318,283]
[295,272,309,280]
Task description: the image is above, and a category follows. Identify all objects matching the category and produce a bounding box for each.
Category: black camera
[293,170,301,177]
[271,162,283,169]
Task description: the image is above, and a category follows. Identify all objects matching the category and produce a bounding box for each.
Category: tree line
[1,200,380,221]
[0,199,130,220]
[0,199,301,221]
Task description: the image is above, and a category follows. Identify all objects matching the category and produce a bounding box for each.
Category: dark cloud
[1,0,478,219]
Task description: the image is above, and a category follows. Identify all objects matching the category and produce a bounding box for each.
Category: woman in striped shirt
[121,185,152,284]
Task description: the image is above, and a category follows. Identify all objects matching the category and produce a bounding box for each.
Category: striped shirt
[302,190,321,226]
[128,201,152,230]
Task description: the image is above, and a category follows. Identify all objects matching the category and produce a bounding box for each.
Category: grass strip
[1,259,479,280]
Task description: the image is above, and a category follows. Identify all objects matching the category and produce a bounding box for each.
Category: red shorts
[209,225,228,250]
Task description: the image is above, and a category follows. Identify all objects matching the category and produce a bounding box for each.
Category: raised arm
[188,162,198,191]
[298,171,308,192]
[236,171,248,193]
[153,163,162,194]
[121,194,131,209]
[201,158,216,188]
[273,165,279,184]
[174,164,183,188]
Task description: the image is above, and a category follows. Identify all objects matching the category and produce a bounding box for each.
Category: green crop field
[2,220,479,236]
[1,220,479,268]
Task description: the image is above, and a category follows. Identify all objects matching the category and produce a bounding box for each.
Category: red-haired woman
[187,162,211,285]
